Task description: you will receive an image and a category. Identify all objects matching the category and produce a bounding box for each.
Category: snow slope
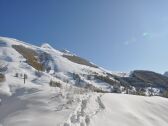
[0,36,168,126]
[0,87,84,126]
[1,92,168,126]
[0,36,116,92]
[90,94,168,126]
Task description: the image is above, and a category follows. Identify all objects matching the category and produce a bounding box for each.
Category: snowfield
[0,36,168,126]
[90,94,168,126]
[0,91,168,126]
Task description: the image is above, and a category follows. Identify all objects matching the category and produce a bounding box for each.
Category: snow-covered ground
[0,87,84,126]
[1,91,168,126]
[90,94,168,126]
[0,36,168,126]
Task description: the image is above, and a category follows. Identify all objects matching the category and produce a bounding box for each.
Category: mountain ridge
[1,36,168,97]
[1,36,168,126]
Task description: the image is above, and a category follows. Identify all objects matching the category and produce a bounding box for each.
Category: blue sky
[0,0,168,73]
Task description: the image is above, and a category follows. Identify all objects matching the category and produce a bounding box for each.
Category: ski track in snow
[0,87,83,126]
[63,93,106,126]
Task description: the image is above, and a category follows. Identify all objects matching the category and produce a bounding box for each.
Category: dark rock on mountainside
[121,70,168,89]
[164,71,168,77]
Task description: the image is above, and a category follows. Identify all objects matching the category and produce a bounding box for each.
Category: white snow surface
[90,94,168,126]
[1,91,168,126]
[0,37,168,126]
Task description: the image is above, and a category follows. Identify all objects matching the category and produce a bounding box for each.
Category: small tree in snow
[24,74,28,84]
[15,73,19,77]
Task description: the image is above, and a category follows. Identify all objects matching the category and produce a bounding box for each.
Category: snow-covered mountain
[0,36,121,94]
[0,36,168,126]
[164,71,168,77]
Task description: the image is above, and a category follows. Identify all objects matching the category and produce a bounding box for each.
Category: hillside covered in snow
[0,36,168,126]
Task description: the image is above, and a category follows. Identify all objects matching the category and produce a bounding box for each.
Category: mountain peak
[41,43,53,49]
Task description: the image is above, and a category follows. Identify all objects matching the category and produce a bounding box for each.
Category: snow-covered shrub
[0,73,5,82]
[15,73,19,77]
[111,84,121,93]
[135,88,146,96]
[85,84,107,93]
[49,80,62,88]
[35,71,43,77]
[72,73,81,85]
[163,90,168,98]
[94,74,117,86]
[46,66,51,73]
[0,62,8,72]
[86,75,92,80]
[20,73,23,78]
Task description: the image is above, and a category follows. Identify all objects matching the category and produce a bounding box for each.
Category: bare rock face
[130,70,168,88]
[119,70,168,93]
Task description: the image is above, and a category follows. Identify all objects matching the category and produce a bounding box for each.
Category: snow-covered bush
[0,62,8,72]
[135,88,146,96]
[35,71,43,77]
[0,73,5,82]
[72,73,81,85]
[111,84,121,93]
[94,74,117,86]
[49,80,62,88]
[85,84,107,93]
[163,90,168,98]
[15,73,19,77]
